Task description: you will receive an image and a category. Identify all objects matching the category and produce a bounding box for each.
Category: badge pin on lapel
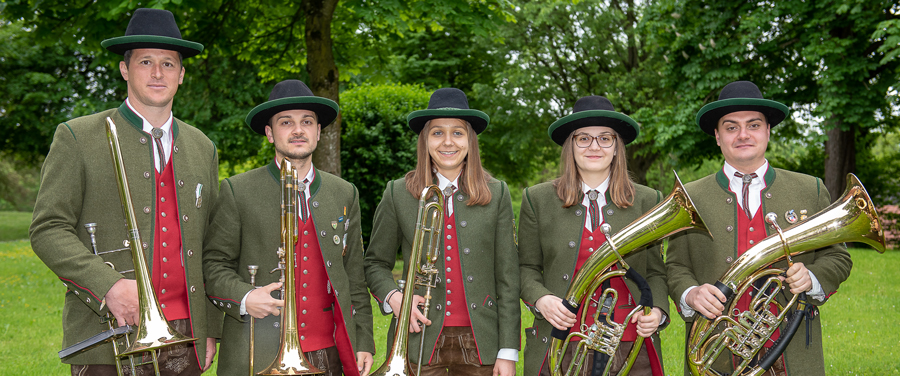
[800,209,808,221]
[332,221,338,229]
[785,209,798,224]
[195,183,203,208]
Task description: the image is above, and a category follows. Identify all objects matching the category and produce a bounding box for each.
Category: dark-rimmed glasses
[573,133,616,148]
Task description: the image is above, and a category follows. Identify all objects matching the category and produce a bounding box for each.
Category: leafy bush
[340,83,431,244]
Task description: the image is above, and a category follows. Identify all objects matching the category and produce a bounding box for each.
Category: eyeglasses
[572,133,617,148]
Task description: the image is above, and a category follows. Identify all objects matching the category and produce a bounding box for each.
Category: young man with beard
[203,80,374,376]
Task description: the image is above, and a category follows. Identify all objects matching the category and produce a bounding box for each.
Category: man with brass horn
[364,88,520,376]
[202,79,375,376]
[665,81,853,376]
[29,8,220,375]
[518,96,669,376]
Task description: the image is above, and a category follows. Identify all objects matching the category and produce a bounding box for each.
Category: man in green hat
[666,81,852,376]
[30,8,220,375]
[203,79,375,376]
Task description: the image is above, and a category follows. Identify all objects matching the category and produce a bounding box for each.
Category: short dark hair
[123,49,184,68]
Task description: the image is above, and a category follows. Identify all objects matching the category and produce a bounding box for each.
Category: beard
[276,137,314,161]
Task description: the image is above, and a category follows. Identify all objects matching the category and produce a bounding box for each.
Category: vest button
[446,267,452,273]
[447,224,452,230]
[300,336,305,340]
[576,209,583,216]
[160,182,165,187]
[161,303,166,308]
[303,256,309,261]
[301,323,306,328]
[163,273,168,278]
[162,257,168,262]
[446,256,451,261]
[446,234,452,240]
[568,241,576,248]
[302,296,307,301]
[461,221,467,227]
[726,225,734,232]
[303,283,308,288]
[303,243,309,248]
[139,137,147,144]
[447,289,451,294]
[446,245,452,250]
[162,242,168,247]
[749,240,755,245]
[749,227,755,232]
[162,227,167,232]
[588,236,593,241]
[726,197,733,204]
[160,197,166,203]
[302,309,307,314]
[588,248,594,253]
[143,206,150,214]
[446,311,451,316]
[161,289,166,294]
[446,279,451,283]
[303,270,308,275]
[161,212,167,218]
[304,230,309,236]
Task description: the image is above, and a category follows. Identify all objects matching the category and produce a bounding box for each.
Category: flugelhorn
[59,117,196,376]
[256,158,323,375]
[548,172,710,376]
[686,173,885,376]
[371,185,444,376]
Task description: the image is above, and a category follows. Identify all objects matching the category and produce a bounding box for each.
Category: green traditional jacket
[364,177,521,365]
[29,102,221,365]
[202,162,375,375]
[518,181,669,376]
[666,167,852,376]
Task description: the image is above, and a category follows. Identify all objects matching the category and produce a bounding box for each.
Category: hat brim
[696,98,789,136]
[407,109,489,134]
[245,97,340,135]
[548,110,640,146]
[102,35,204,58]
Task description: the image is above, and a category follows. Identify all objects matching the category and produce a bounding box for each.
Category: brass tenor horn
[686,174,885,376]
[371,185,444,376]
[58,117,196,375]
[256,158,324,375]
[548,172,710,376]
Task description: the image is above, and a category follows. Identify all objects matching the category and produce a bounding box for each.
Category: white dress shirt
[126,98,173,173]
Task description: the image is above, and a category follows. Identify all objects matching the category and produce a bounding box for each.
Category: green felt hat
[245,80,340,135]
[548,96,640,146]
[407,88,489,134]
[101,8,204,58]
[696,81,789,136]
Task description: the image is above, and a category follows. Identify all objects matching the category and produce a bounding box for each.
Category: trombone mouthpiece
[84,223,97,235]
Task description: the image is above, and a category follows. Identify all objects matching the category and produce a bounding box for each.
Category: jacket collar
[266,160,322,196]
[118,100,180,140]
[715,166,776,191]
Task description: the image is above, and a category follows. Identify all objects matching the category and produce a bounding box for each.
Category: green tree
[340,83,430,243]
[644,0,900,199]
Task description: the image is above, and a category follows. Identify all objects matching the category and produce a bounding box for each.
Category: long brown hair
[405,119,492,205]
[553,131,635,208]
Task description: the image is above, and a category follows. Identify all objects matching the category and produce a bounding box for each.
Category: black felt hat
[101,8,204,58]
[548,96,640,146]
[696,81,789,136]
[245,80,340,135]
[407,88,489,134]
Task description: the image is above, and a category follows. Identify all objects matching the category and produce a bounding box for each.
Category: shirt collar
[723,160,769,187]
[126,97,173,136]
[436,171,459,191]
[273,158,316,182]
[581,176,611,196]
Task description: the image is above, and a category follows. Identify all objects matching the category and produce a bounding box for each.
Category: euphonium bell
[686,173,886,376]
[548,172,711,376]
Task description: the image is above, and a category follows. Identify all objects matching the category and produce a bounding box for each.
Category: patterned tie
[150,128,166,173]
[734,172,758,219]
[299,178,310,223]
[588,190,601,231]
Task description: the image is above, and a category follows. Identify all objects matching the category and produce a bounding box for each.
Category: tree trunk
[626,142,657,187]
[823,118,856,202]
[303,0,341,176]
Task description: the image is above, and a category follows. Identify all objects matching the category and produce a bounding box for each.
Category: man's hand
[202,337,217,371]
[781,262,812,294]
[685,284,727,318]
[105,278,139,326]
[246,282,284,319]
[356,351,374,376]
[631,307,663,338]
[492,359,516,376]
[387,291,431,333]
[535,295,576,331]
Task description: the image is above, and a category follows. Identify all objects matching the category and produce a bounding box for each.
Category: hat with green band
[696,81,789,136]
[548,96,640,146]
[407,88,489,134]
[245,80,340,135]
[101,8,204,58]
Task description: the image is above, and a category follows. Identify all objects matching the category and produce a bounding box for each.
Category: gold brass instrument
[686,174,886,376]
[59,117,196,375]
[549,172,710,376]
[371,185,444,376]
[248,264,259,376]
[256,158,323,375]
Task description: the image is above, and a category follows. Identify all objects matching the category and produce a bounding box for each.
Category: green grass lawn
[0,211,32,242]
[3,237,898,374]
